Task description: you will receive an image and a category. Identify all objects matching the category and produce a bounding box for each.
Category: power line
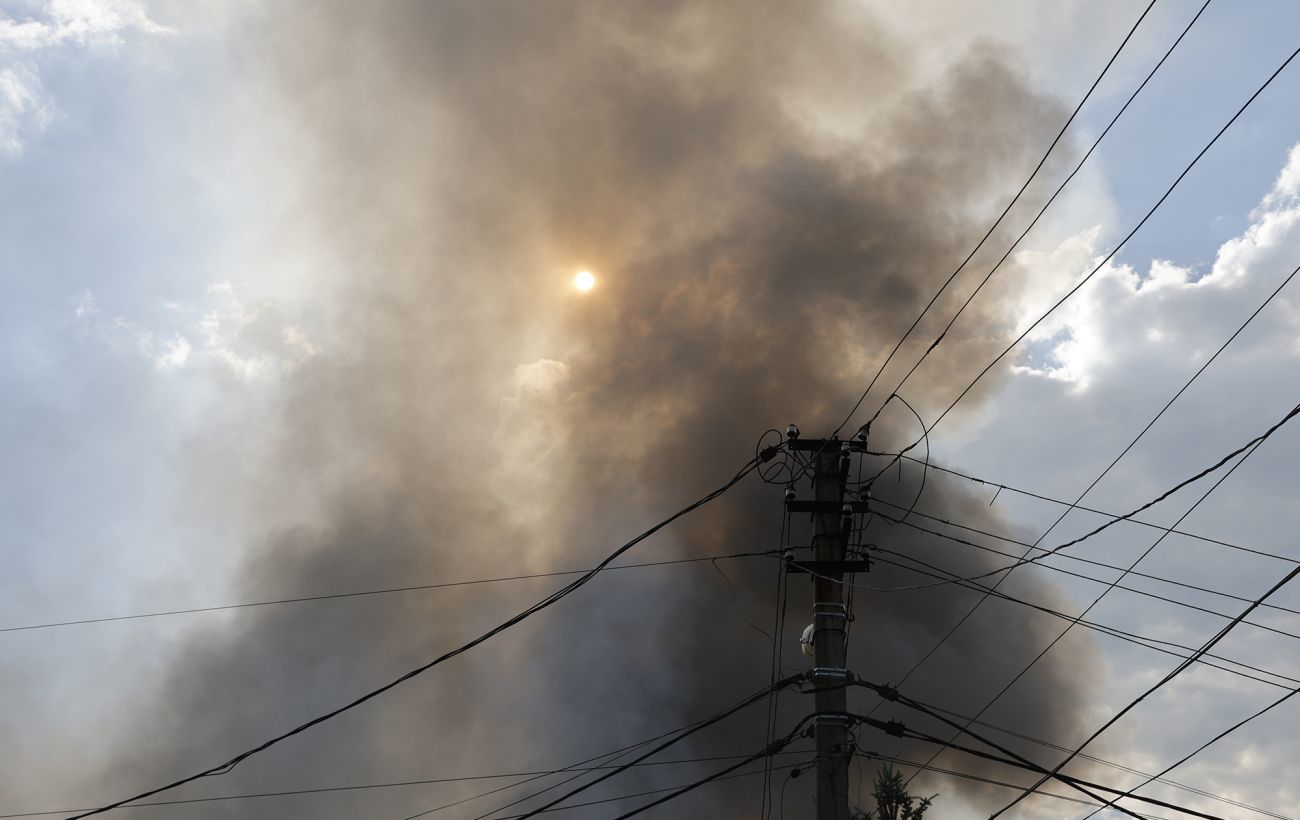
[917,40,1300,438]
[876,499,1300,619]
[830,0,1161,437]
[855,752,1163,819]
[845,682,1144,817]
[765,543,1300,685]
[874,503,1300,642]
[869,549,1300,692]
[761,509,794,820]
[398,675,802,820]
[0,752,813,819]
[0,552,780,636]
[887,401,1300,589]
[903,396,1293,787]
[508,674,805,820]
[60,451,778,819]
[991,563,1300,816]
[873,733,1222,820]
[850,681,1230,819]
[885,251,1300,740]
[877,699,1290,820]
[894,455,1297,566]
[863,0,1213,427]
[864,732,1219,819]
[490,759,813,819]
[606,714,818,820]
[829,398,1300,602]
[864,146,1300,742]
[1081,684,1300,819]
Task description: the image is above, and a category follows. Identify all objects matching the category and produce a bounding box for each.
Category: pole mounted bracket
[788,558,871,574]
[811,666,850,680]
[812,713,855,730]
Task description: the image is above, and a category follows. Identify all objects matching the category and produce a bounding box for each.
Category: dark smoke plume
[65,3,1106,817]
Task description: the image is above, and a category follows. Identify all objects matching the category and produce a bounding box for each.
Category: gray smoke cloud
[62,2,1109,817]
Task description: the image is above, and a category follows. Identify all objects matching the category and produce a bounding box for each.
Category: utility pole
[784,426,868,820]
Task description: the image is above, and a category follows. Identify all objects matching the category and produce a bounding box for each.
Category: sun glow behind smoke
[573,270,596,292]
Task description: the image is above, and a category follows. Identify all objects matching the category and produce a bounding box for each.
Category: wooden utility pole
[785,429,860,820]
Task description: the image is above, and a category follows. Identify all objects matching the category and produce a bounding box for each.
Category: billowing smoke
[68,2,1106,817]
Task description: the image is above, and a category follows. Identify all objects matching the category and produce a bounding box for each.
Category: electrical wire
[61,451,780,820]
[401,676,807,820]
[854,751,1164,818]
[711,558,776,645]
[399,759,812,820]
[0,753,814,819]
[761,509,793,820]
[859,733,1222,820]
[510,674,806,820]
[863,234,1300,678]
[485,759,812,819]
[862,0,1213,430]
[777,762,810,820]
[606,714,819,820]
[905,251,1300,578]
[829,0,1161,438]
[843,682,1143,816]
[757,428,798,485]
[850,682,1232,819]
[990,563,1300,817]
[877,513,1300,644]
[888,254,1300,770]
[862,394,930,525]
[903,38,1300,440]
[894,454,1297,566]
[877,521,1300,646]
[904,401,1294,789]
[868,549,1300,692]
[874,500,1300,623]
[867,700,1290,820]
[1080,684,1300,819]
[1,552,783,636]
[880,401,1300,590]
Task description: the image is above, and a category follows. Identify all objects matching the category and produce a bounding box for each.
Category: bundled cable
[62,450,780,820]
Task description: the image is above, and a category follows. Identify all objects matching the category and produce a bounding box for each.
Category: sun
[573,270,596,292]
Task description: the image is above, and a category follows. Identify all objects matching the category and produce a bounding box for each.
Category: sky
[2,1,1300,819]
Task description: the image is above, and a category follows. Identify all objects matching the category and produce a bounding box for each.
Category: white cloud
[75,281,317,382]
[1262,143,1300,211]
[0,63,51,155]
[945,142,1300,819]
[0,0,171,50]
[1007,141,1300,391]
[153,333,190,369]
[0,0,170,154]
[72,288,97,317]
